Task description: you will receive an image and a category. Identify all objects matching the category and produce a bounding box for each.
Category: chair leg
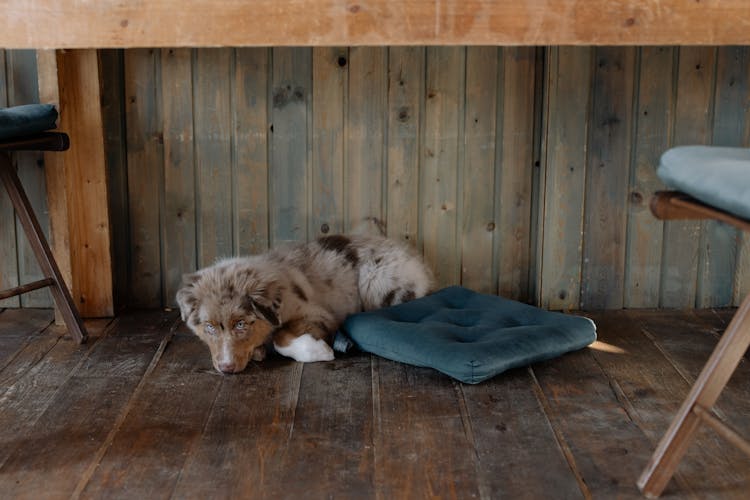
[0,153,87,343]
[638,293,750,497]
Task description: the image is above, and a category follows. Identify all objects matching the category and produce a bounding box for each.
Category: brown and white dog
[176,234,433,373]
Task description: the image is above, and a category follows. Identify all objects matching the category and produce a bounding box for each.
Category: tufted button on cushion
[342,286,597,384]
[658,146,750,221]
[0,104,59,141]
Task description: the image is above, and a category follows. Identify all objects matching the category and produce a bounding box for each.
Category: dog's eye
[204,323,217,335]
[235,320,246,330]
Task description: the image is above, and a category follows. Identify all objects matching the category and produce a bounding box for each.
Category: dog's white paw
[274,333,335,363]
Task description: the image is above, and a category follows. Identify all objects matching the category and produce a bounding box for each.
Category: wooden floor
[0,308,749,499]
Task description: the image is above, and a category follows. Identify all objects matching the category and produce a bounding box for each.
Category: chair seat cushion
[342,286,597,384]
[0,104,59,141]
[658,146,750,220]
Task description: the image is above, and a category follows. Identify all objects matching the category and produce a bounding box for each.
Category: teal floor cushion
[658,146,750,221]
[342,286,597,384]
[0,104,59,141]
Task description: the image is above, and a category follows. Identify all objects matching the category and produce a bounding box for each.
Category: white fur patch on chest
[274,333,335,363]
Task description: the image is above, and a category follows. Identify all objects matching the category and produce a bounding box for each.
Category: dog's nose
[218,362,237,373]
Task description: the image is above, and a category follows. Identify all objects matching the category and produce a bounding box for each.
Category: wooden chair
[0,105,87,343]
[638,146,750,497]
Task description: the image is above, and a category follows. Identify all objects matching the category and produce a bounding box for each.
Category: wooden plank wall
[538,46,750,310]
[0,49,52,308]
[2,46,749,311]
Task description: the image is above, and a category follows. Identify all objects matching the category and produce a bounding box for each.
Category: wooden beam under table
[3,0,750,48]
[37,50,114,318]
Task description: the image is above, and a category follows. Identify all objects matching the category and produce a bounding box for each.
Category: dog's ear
[242,280,282,327]
[176,272,201,324]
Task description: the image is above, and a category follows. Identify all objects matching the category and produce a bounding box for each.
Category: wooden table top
[2,0,750,49]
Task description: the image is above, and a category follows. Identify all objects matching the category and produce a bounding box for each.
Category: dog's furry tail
[350,217,386,236]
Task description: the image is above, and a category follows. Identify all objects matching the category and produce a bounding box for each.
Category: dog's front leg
[273,319,335,363]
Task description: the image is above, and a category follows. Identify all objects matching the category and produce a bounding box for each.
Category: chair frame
[0,132,87,343]
[638,190,750,497]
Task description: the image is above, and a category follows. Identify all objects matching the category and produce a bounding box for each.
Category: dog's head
[175,259,283,374]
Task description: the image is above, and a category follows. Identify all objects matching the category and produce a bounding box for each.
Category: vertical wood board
[99,49,129,312]
[194,48,233,266]
[461,46,498,294]
[699,46,750,307]
[496,47,536,301]
[56,49,113,316]
[346,47,387,233]
[624,47,674,308]
[125,49,163,308]
[6,50,50,308]
[234,48,270,256]
[580,47,636,309]
[0,49,20,308]
[311,47,346,238]
[385,47,423,246]
[161,48,196,304]
[421,46,464,288]
[539,47,592,309]
[269,47,311,246]
[660,47,716,308]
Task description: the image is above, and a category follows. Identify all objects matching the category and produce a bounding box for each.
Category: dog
[176,234,433,374]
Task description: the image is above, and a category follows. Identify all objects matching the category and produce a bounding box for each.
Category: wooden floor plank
[694,307,750,361]
[78,326,221,498]
[0,311,175,498]
[635,311,750,448]
[587,311,750,498]
[261,355,374,498]
[0,319,111,471]
[531,348,657,498]
[460,368,584,499]
[0,309,748,498]
[0,308,54,371]
[170,353,304,499]
[372,358,481,499]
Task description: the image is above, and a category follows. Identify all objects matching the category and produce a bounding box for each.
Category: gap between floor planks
[0,307,748,499]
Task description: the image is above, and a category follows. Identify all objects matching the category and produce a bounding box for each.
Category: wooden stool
[0,131,87,343]
[638,189,750,496]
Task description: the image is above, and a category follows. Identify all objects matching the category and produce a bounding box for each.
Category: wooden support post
[37,49,114,318]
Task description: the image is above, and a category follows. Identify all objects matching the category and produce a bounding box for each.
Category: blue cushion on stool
[0,104,59,141]
[658,146,750,220]
[342,286,597,384]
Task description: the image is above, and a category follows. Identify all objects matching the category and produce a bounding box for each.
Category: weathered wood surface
[0,50,21,309]
[270,48,312,246]
[161,48,196,303]
[496,47,536,303]
[421,46,464,289]
[0,312,173,497]
[5,50,50,308]
[461,46,498,294]
[385,47,423,246]
[311,47,345,238]
[1,309,749,497]
[53,49,114,317]
[587,310,750,497]
[660,47,716,309]
[124,49,163,308]
[234,48,271,255]
[624,47,674,308]
[99,49,129,312]
[6,45,750,312]
[580,47,636,310]
[538,47,592,310]
[4,1,750,48]
[346,47,387,235]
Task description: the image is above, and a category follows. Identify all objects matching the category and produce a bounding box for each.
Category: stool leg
[0,153,87,343]
[638,293,750,497]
